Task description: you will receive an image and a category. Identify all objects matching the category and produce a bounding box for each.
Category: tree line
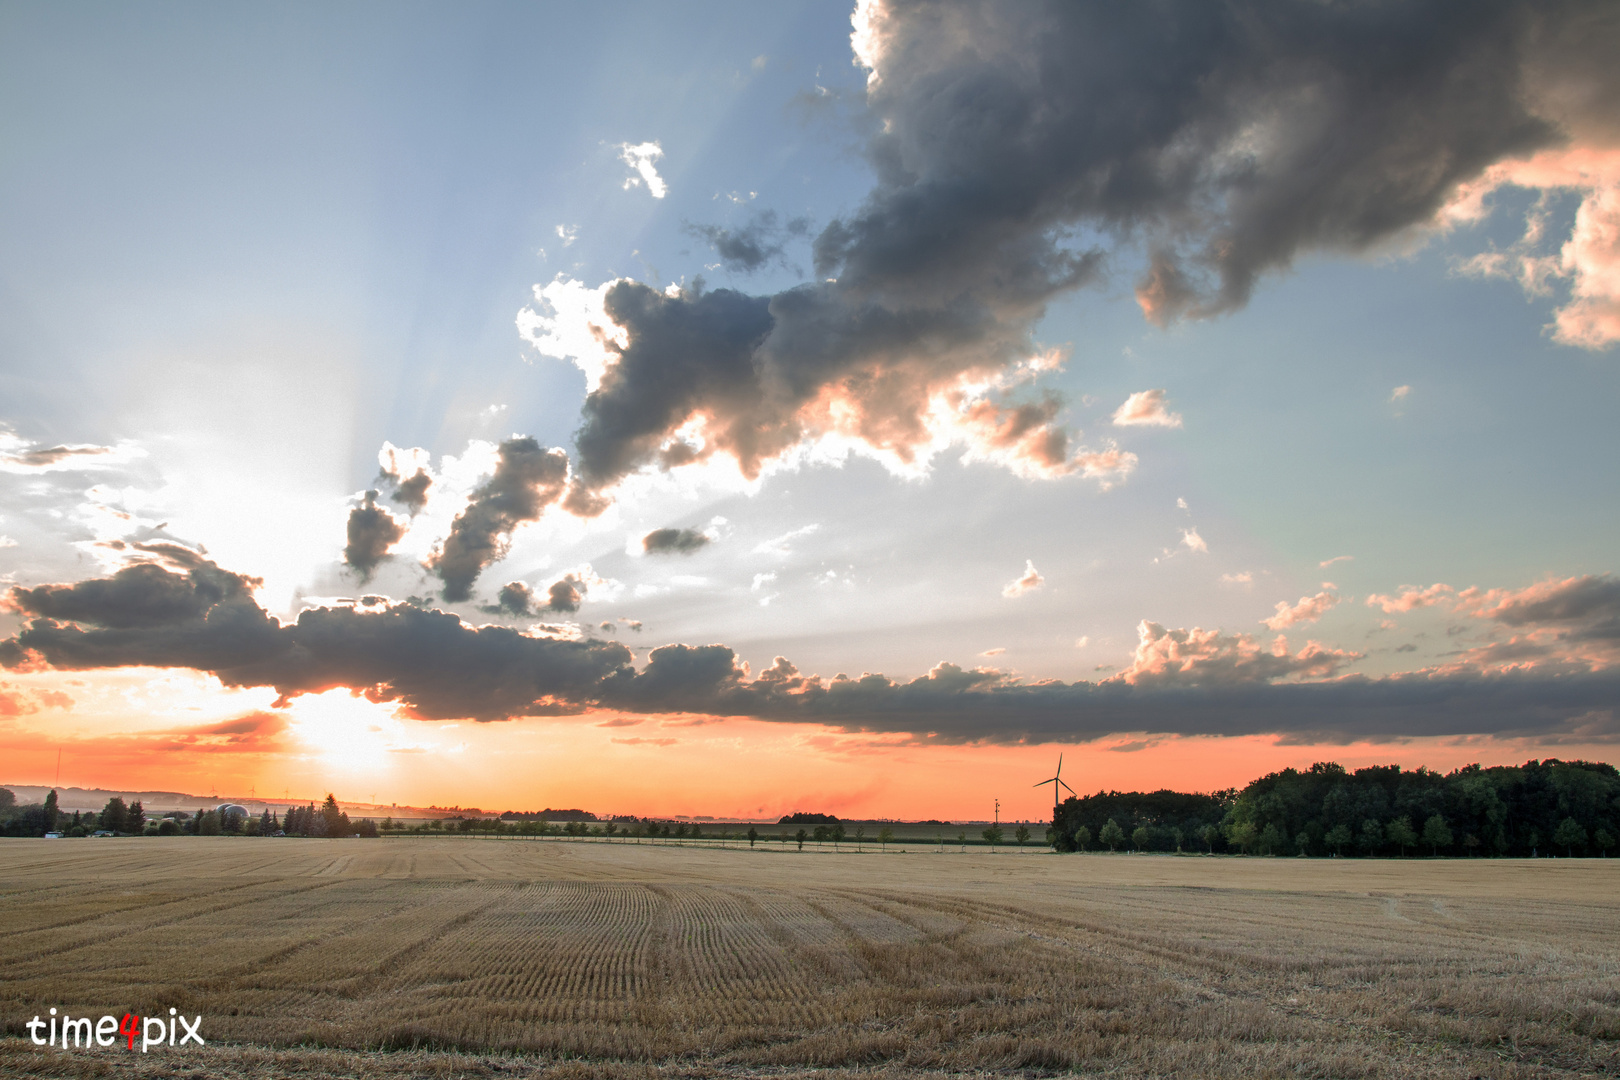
[1050,759,1618,857]
[0,790,379,838]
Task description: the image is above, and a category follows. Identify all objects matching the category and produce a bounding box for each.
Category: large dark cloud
[428,437,570,601]
[544,0,1612,502]
[0,547,632,722]
[4,551,1616,743]
[343,491,407,581]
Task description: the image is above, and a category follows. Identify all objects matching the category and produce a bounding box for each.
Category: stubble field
[1,836,1616,1079]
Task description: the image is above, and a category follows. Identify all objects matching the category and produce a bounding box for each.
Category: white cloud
[1180,528,1207,553]
[618,141,668,199]
[1319,555,1353,568]
[1111,389,1183,428]
[1220,571,1253,585]
[1390,385,1411,403]
[751,523,819,557]
[1002,559,1044,598]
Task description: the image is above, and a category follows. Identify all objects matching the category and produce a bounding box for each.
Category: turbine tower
[1033,754,1076,817]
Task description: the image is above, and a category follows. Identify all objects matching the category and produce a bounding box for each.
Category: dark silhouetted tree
[746,827,758,848]
[1072,824,1091,851]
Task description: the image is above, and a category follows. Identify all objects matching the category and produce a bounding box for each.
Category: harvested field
[1,837,1617,1079]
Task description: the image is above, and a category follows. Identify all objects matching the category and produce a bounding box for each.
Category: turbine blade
[1059,779,1076,795]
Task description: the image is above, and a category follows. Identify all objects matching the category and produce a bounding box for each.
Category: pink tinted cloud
[1113,621,1359,689]
[1111,389,1183,428]
[1262,590,1340,630]
[1366,583,1454,614]
[1449,148,1620,349]
[1001,560,1044,598]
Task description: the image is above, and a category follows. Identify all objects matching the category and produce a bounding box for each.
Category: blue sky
[1,1,1617,812]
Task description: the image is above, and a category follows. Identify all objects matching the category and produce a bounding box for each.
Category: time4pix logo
[26,1007,205,1052]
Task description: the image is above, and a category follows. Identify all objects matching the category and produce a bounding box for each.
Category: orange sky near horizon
[2,670,1608,820]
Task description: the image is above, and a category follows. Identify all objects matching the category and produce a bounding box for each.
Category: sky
[2,0,1618,821]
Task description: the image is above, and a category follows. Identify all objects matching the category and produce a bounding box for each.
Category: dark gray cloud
[5,549,1616,743]
[642,527,711,555]
[391,470,432,513]
[428,437,570,601]
[551,0,1612,502]
[1,547,632,723]
[343,491,407,581]
[478,574,588,619]
[686,210,811,273]
[1475,574,1620,640]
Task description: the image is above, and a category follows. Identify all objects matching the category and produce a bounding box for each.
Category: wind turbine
[1033,754,1076,817]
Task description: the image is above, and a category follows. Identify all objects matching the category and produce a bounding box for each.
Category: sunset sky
[2,1,1618,820]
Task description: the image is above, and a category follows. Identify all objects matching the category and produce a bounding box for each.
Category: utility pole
[994,798,1000,826]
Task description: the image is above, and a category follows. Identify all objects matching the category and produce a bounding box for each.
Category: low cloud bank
[3,549,1615,744]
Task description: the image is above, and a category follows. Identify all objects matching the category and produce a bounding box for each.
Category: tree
[0,787,14,811]
[1015,824,1030,848]
[1294,831,1311,856]
[831,823,845,849]
[812,824,829,846]
[1357,818,1384,856]
[794,828,807,851]
[43,789,58,833]
[879,826,895,851]
[1385,816,1418,856]
[1553,817,1587,857]
[605,822,618,838]
[747,827,759,848]
[982,824,1002,850]
[321,794,350,837]
[1072,825,1091,852]
[1226,821,1257,854]
[198,810,222,836]
[855,825,866,851]
[1259,823,1285,855]
[127,800,145,834]
[1594,828,1614,857]
[157,819,179,836]
[1171,827,1184,853]
[99,797,128,834]
[1131,826,1151,852]
[1324,823,1352,856]
[1200,824,1219,854]
[1422,814,1453,855]
[1098,819,1125,852]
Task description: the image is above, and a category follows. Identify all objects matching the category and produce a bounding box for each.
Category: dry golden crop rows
[1,836,1617,1079]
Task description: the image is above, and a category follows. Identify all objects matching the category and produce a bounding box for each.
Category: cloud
[1389,386,1412,403]
[5,547,1620,744]
[1001,560,1044,598]
[619,141,668,198]
[1180,528,1208,554]
[1366,583,1455,614]
[1320,555,1354,568]
[1118,621,1358,688]
[343,491,407,582]
[751,524,819,557]
[642,527,711,555]
[378,443,435,513]
[426,437,571,601]
[1111,389,1183,428]
[980,647,1005,657]
[612,736,677,747]
[597,717,642,728]
[483,566,615,619]
[0,430,141,474]
[0,545,632,722]
[1449,147,1620,349]
[1262,590,1340,631]
[1220,571,1253,586]
[686,210,811,273]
